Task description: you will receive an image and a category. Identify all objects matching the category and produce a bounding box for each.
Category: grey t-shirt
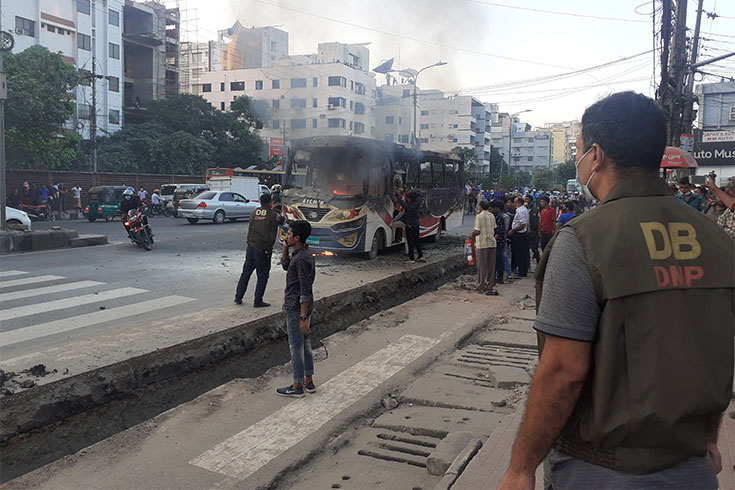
[534,227,718,489]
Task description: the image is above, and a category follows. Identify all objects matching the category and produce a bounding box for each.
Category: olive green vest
[535,177,734,474]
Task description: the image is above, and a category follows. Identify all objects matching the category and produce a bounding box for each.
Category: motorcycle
[123,208,154,250]
[20,202,55,222]
[144,200,173,218]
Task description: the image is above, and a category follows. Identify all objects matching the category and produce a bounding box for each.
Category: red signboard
[269,137,284,160]
[660,146,698,169]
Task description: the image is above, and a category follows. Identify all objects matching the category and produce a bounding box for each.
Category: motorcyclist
[120,188,151,237]
[150,189,163,213]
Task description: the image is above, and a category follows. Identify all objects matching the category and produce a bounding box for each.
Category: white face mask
[575,146,597,200]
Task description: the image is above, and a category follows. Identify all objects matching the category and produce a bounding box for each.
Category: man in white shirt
[508,197,530,277]
[71,184,82,213]
[469,200,498,294]
[138,188,148,201]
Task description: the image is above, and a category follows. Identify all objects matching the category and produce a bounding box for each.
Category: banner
[693,141,735,166]
[269,137,284,160]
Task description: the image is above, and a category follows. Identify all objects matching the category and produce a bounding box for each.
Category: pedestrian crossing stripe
[0,281,104,302]
[0,275,64,289]
[0,270,29,278]
[190,334,440,480]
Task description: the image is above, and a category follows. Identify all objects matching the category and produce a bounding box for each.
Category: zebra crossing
[0,269,195,351]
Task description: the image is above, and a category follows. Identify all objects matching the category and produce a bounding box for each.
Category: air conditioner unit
[328,104,335,110]
[15,28,24,34]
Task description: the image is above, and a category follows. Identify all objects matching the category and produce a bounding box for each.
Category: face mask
[575,146,597,200]
[125,195,131,200]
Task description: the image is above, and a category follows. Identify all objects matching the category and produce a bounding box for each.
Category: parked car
[5,206,32,230]
[177,191,259,224]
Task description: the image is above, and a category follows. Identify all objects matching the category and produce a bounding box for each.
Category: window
[109,9,119,26]
[202,83,212,93]
[109,109,120,125]
[291,119,307,129]
[220,82,225,91]
[313,98,318,108]
[354,102,365,115]
[527,156,533,161]
[271,41,277,51]
[528,138,534,143]
[355,122,365,134]
[78,33,91,51]
[291,78,307,88]
[312,119,318,128]
[384,134,394,142]
[272,120,280,129]
[108,76,119,92]
[77,0,91,14]
[420,124,429,129]
[109,43,120,59]
[328,76,346,87]
[219,192,234,202]
[313,77,318,87]
[349,121,353,130]
[78,103,91,120]
[349,100,354,111]
[453,124,458,128]
[255,80,263,90]
[46,24,56,33]
[421,110,429,116]
[420,161,432,187]
[272,79,280,89]
[230,81,245,91]
[420,138,429,143]
[399,134,409,143]
[272,99,280,109]
[328,97,345,108]
[368,167,385,196]
[385,115,394,124]
[328,118,345,128]
[403,89,411,97]
[432,162,446,187]
[291,98,307,109]
[350,80,354,91]
[221,102,225,110]
[355,83,365,95]
[399,117,403,125]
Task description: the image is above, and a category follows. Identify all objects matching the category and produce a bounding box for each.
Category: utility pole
[0,48,6,229]
[667,0,688,146]
[682,0,704,134]
[90,54,98,173]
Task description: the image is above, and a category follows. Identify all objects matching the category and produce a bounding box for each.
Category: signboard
[679,133,695,152]
[693,141,735,166]
[702,130,735,143]
[269,137,284,160]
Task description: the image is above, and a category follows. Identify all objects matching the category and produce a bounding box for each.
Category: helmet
[271,184,282,193]
[123,189,134,199]
[153,189,159,193]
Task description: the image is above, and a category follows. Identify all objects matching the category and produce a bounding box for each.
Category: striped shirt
[474,210,497,249]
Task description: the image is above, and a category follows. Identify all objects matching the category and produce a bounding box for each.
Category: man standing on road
[508,197,530,278]
[71,184,83,213]
[234,193,285,307]
[538,196,555,251]
[395,189,424,263]
[499,92,734,489]
[277,220,316,398]
[469,200,497,294]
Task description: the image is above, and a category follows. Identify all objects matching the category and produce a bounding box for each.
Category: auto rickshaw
[84,186,127,222]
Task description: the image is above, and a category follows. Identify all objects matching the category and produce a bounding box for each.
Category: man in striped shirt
[469,200,498,294]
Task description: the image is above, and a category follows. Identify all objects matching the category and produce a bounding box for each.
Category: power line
[460,0,648,23]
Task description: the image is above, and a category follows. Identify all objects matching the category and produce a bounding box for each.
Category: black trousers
[235,247,272,304]
[511,233,530,277]
[529,233,540,263]
[540,232,553,252]
[405,225,422,260]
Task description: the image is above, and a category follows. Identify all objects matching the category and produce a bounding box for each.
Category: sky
[179,0,735,128]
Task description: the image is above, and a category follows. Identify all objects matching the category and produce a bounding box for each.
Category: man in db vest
[499,92,734,489]
[234,193,285,307]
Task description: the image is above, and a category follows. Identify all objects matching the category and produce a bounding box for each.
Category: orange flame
[322,251,336,256]
[332,189,351,195]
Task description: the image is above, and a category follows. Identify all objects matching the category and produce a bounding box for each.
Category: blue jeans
[286,309,314,384]
[502,244,512,278]
[235,247,271,304]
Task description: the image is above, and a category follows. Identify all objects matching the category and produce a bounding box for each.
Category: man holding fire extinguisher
[468,200,498,295]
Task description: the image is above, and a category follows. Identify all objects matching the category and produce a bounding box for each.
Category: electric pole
[90,54,98,173]
[682,0,704,135]
[667,0,688,146]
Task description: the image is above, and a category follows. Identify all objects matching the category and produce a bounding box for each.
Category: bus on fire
[280,136,464,259]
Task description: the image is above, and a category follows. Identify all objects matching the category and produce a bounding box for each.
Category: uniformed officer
[234,193,285,307]
[500,92,734,489]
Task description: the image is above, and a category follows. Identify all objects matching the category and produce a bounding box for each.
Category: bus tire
[365,229,383,260]
[430,220,444,243]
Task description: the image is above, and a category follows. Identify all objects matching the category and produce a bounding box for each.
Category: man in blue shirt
[677,177,705,212]
[555,202,576,231]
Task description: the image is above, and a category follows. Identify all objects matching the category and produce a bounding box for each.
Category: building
[508,129,552,173]
[6,0,125,138]
[179,40,222,95]
[219,22,288,70]
[375,85,497,176]
[122,1,180,121]
[489,111,511,166]
[543,120,579,164]
[196,42,377,154]
[694,80,735,182]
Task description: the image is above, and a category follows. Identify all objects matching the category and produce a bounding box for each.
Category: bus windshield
[302,149,366,198]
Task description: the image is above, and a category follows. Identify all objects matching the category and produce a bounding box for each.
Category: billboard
[693,141,735,166]
[269,137,284,160]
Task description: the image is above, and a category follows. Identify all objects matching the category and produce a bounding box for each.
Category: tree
[532,169,553,189]
[452,146,478,174]
[4,46,81,169]
[553,159,577,184]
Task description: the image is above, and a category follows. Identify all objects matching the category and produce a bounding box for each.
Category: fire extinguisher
[465,237,476,266]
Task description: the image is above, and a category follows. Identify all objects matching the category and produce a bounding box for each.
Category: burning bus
[280,136,465,259]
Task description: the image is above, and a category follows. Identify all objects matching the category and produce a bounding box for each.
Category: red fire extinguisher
[465,238,476,266]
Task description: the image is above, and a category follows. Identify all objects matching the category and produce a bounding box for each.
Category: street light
[502,109,532,184]
[390,61,448,149]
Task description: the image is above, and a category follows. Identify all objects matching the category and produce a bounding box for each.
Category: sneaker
[234,298,243,305]
[276,385,305,398]
[303,381,317,393]
[406,259,416,263]
[253,301,271,308]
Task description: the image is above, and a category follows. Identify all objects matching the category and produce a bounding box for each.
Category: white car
[177,191,260,224]
[5,207,32,230]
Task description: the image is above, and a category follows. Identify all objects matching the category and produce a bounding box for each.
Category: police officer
[234,193,285,307]
[500,92,734,489]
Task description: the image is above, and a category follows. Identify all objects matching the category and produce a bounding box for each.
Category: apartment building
[509,129,553,173]
[375,84,497,174]
[6,0,125,138]
[196,42,377,151]
[543,120,579,164]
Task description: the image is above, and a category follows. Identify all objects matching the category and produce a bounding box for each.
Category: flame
[322,251,336,256]
[332,189,351,196]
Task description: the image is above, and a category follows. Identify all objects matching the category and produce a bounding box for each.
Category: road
[1,215,474,368]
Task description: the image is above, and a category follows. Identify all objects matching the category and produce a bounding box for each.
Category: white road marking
[0,295,195,348]
[0,270,28,278]
[0,275,65,289]
[0,281,104,302]
[190,334,440,480]
[0,287,148,321]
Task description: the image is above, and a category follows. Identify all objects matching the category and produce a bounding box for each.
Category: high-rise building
[543,120,580,165]
[218,22,288,70]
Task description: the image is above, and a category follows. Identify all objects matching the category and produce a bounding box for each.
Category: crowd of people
[675,174,735,239]
[6,181,83,214]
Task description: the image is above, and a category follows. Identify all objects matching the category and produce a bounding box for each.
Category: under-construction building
[123,1,180,120]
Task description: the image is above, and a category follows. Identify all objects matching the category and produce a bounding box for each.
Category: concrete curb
[434,438,484,490]
[0,228,108,254]
[0,255,469,447]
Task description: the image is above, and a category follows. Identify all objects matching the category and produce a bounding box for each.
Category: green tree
[452,146,478,174]
[4,46,81,169]
[553,159,577,184]
[532,169,553,189]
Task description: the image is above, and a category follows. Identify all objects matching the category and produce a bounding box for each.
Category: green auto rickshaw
[84,186,127,222]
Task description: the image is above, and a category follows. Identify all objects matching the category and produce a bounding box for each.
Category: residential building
[218,22,288,70]
[694,80,735,181]
[196,42,377,153]
[5,0,125,138]
[122,1,180,121]
[509,129,553,173]
[489,111,511,165]
[375,84,497,176]
[180,40,222,94]
[543,120,579,164]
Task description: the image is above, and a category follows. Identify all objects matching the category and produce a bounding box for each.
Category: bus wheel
[365,230,383,260]
[430,220,444,242]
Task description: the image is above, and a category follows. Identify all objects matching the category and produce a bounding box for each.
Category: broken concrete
[399,372,512,411]
[0,228,107,253]
[427,431,475,476]
[373,406,510,439]
[474,329,538,348]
